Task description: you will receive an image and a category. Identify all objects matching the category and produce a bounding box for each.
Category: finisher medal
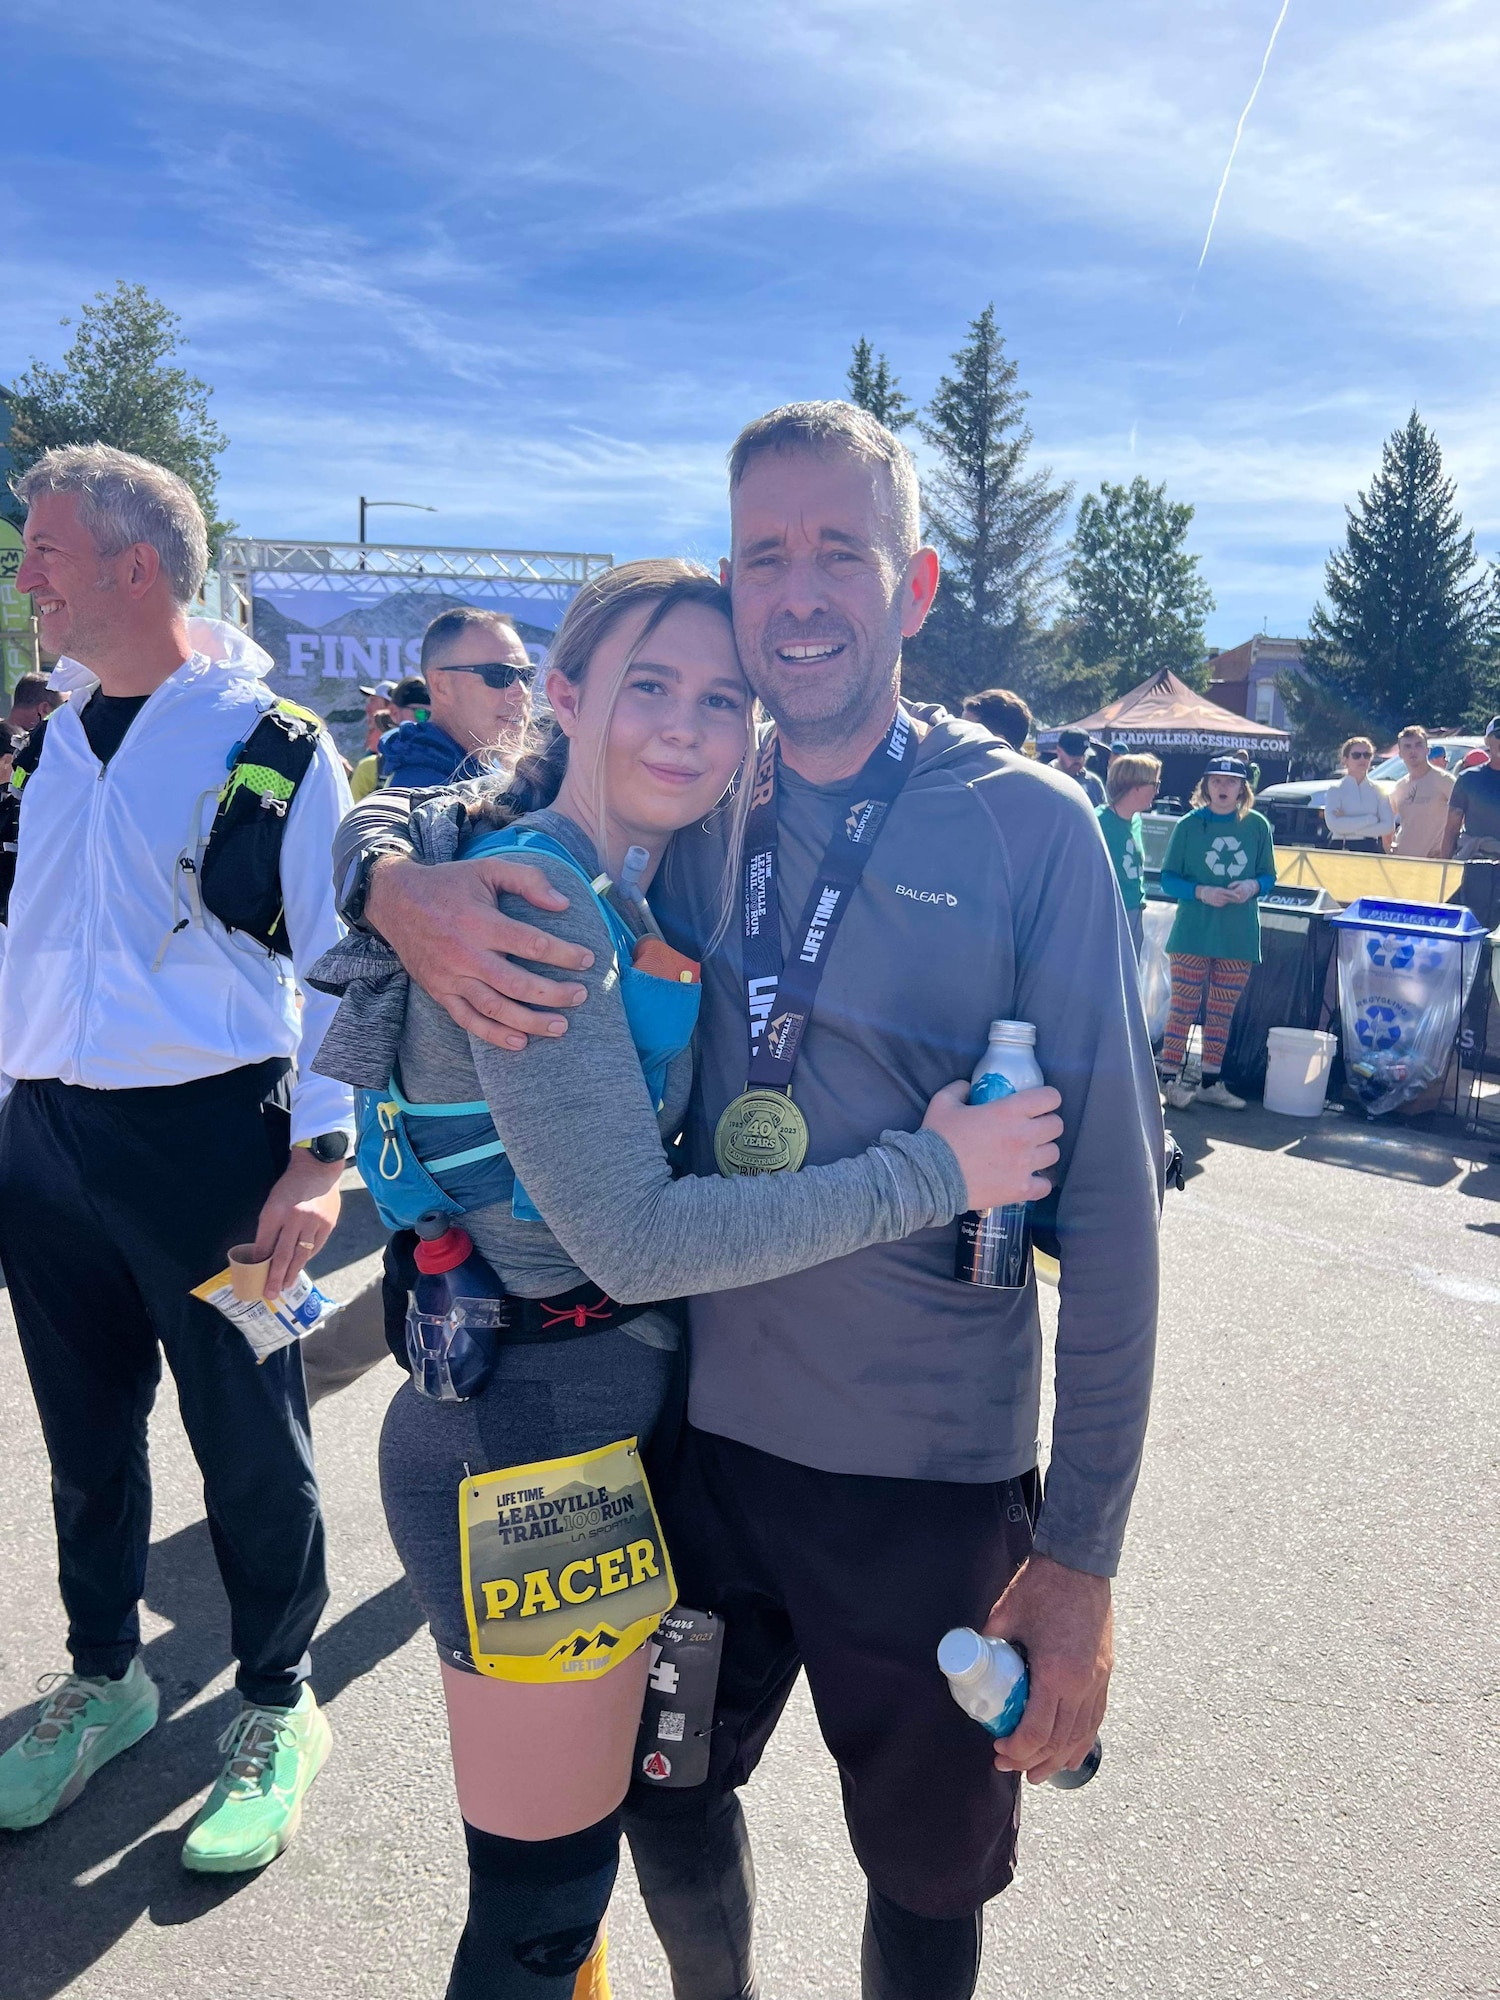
[718,704,919,1178]
[714,1088,809,1177]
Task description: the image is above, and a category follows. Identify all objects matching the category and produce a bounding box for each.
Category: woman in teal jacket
[1158,755,1276,1110]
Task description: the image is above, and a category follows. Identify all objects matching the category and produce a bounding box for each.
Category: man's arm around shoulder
[332,788,595,1052]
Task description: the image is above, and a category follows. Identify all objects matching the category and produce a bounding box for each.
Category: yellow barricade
[1273,847,1467,907]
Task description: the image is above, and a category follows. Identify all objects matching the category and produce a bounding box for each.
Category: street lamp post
[358,498,438,544]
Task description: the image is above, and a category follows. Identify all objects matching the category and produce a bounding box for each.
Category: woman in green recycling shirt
[1157,754,1276,1111]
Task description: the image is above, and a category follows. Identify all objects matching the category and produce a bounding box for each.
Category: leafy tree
[1285,411,1495,761]
[5,282,230,545]
[903,306,1071,708]
[1063,475,1215,696]
[846,338,915,431]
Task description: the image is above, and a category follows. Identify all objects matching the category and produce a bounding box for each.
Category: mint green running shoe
[0,1658,159,1831]
[181,1686,331,1874]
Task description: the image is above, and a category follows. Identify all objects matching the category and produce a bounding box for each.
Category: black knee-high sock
[621,1783,758,1999]
[861,1885,982,2000]
[446,1814,619,2000]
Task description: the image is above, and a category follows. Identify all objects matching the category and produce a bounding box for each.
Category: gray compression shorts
[379,1316,678,1674]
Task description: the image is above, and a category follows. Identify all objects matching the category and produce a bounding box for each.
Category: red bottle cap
[413,1227,473,1274]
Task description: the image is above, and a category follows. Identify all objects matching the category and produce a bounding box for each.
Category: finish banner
[244,571,582,757]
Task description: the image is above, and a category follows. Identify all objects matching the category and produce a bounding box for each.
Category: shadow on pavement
[0,1519,423,1999]
[1171,1099,1499,1194]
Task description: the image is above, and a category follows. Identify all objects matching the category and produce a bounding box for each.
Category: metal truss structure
[217,537,615,633]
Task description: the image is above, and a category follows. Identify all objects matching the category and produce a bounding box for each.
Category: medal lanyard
[739,702,919,1094]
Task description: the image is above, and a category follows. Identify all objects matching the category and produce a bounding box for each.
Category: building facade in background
[1205,634,1304,732]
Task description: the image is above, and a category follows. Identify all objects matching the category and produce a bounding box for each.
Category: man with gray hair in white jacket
[0,445,353,1872]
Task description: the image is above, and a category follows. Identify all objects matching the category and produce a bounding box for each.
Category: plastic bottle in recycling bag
[406,1218,507,1401]
[938,1627,1102,1789]
[953,1020,1042,1288]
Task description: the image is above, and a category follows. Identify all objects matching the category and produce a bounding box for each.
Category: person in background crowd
[335,399,1163,2000]
[5,671,62,736]
[1157,756,1276,1112]
[1390,725,1455,858]
[1054,726,1107,806]
[349,709,397,803]
[1439,717,1500,860]
[0,720,19,921]
[359,678,398,746]
[0,445,354,1872]
[378,610,534,790]
[6,672,66,794]
[1321,736,1394,851]
[1098,753,1161,958]
[960,686,1031,752]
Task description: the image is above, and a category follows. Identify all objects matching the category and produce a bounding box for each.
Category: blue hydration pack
[354,826,701,1231]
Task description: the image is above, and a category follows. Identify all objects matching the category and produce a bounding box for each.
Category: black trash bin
[1222,885,1342,1101]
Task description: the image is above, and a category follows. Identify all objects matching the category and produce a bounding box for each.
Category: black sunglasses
[434,660,536,690]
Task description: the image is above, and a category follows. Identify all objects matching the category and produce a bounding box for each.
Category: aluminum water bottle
[938,1627,1102,1789]
[953,1019,1042,1288]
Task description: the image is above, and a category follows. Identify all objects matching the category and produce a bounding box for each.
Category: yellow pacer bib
[459,1438,676,1684]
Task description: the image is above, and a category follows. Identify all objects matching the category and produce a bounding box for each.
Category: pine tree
[5,282,230,545]
[903,307,1070,707]
[1064,476,1215,695]
[1286,411,1494,760]
[846,339,914,431]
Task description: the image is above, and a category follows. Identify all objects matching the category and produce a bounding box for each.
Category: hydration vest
[197,700,324,955]
[354,826,701,1232]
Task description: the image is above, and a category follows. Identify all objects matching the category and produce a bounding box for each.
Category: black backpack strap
[198,700,323,955]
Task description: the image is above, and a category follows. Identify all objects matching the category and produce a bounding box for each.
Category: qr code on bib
[656,1710,686,1742]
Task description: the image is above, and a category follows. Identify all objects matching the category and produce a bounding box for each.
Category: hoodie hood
[48,616,274,697]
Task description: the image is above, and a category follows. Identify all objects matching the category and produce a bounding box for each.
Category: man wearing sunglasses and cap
[378,607,535,791]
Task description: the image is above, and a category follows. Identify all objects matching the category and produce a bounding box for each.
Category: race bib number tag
[459,1438,676,1684]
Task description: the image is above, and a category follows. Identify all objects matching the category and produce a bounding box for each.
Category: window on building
[1253,679,1277,723]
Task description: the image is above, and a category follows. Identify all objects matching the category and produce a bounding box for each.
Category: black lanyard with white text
[713,703,919,1175]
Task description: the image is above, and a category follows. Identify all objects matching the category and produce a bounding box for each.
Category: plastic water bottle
[953,1020,1043,1288]
[406,1218,508,1401]
[938,1627,1102,1789]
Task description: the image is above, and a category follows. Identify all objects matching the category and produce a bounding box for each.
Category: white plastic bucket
[1263,1026,1337,1117]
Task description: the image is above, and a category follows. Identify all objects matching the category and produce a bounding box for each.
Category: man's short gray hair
[12,444,209,604]
[728,401,921,557]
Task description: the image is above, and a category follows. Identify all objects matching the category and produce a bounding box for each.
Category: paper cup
[228,1244,271,1303]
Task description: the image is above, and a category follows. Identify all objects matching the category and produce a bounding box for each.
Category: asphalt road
[1,1104,1497,1999]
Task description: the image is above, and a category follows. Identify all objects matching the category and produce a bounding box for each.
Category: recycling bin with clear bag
[1326,898,1488,1115]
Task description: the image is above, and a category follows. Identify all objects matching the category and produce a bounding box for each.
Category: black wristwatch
[295,1131,352,1163]
[337,838,412,934]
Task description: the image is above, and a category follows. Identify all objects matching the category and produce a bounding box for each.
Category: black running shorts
[633,1424,1040,1919]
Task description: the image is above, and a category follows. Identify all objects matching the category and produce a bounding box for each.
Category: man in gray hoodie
[333,402,1162,2000]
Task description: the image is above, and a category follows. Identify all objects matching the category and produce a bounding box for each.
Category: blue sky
[5,0,1497,646]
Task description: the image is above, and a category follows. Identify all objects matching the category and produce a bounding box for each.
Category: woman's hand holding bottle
[922,1081,1063,1211]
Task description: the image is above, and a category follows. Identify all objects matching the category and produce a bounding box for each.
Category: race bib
[459,1438,676,1684]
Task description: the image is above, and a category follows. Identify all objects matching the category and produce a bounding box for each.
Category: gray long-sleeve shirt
[333,710,1163,1575]
[324,808,969,1353]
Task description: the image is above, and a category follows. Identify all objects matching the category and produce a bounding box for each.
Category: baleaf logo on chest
[896,883,959,907]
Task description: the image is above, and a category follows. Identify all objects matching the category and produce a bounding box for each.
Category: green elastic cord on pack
[224,762,296,808]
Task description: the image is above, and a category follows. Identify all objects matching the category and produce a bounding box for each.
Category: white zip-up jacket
[0,619,354,1143]
[1321,772,1395,844]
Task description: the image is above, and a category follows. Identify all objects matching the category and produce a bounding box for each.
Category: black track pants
[0,1064,328,1706]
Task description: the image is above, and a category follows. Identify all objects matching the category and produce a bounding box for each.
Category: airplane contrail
[1184,0,1293,303]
